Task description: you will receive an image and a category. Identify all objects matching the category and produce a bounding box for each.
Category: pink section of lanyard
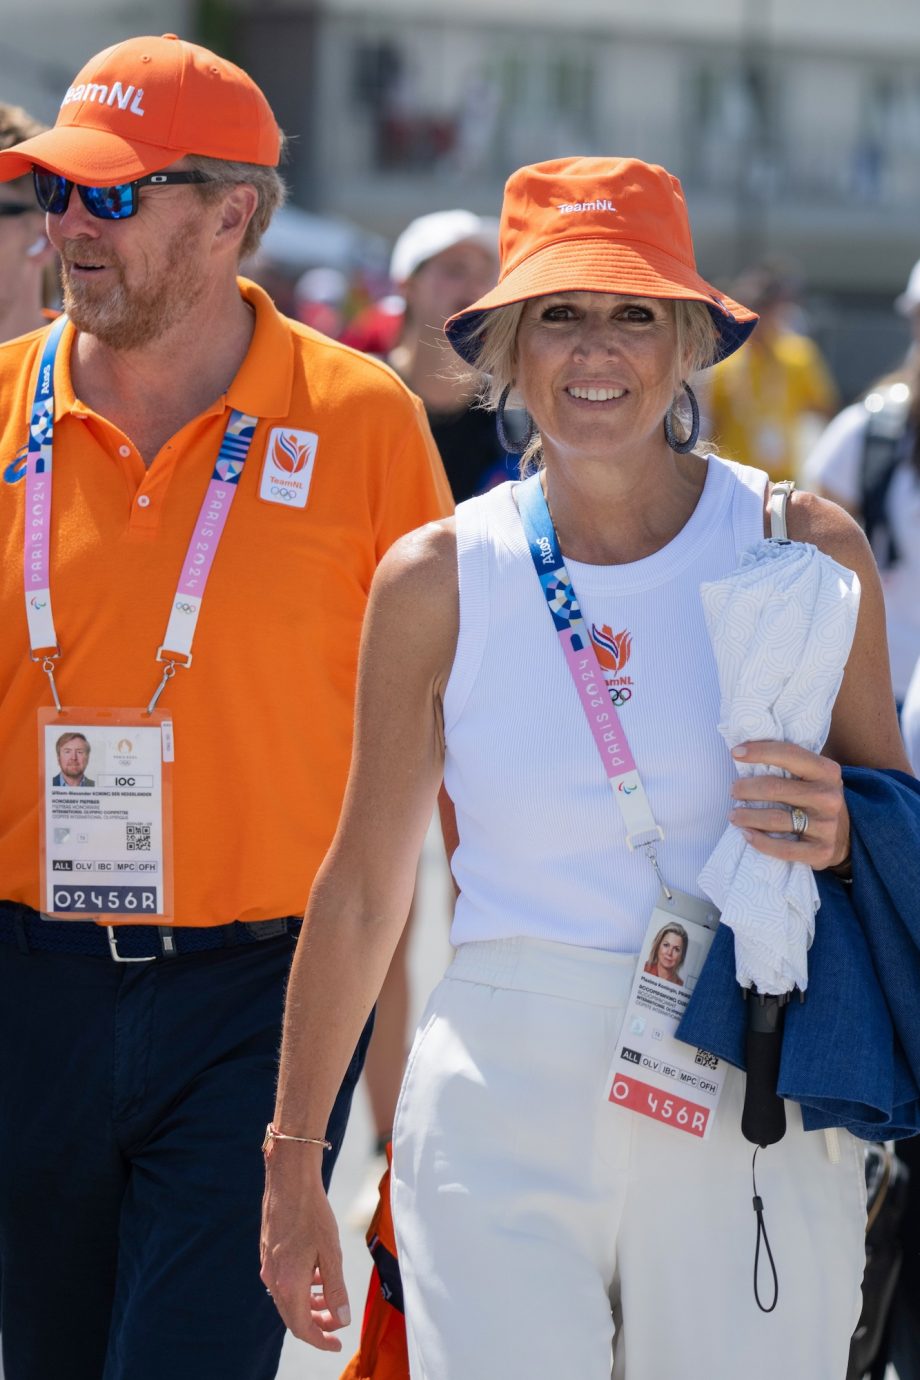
[561,634,637,778]
[177,480,235,597]
[24,468,51,592]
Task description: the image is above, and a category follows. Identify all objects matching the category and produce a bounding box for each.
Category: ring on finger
[790,806,808,836]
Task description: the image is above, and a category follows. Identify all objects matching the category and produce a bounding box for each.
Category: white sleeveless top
[443,455,768,953]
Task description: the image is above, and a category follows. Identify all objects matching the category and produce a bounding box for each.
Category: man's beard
[60,216,207,350]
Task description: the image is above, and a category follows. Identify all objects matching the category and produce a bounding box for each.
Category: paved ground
[277,822,455,1380]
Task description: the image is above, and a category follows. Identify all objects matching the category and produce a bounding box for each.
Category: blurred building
[235,0,920,394]
[3,0,919,391]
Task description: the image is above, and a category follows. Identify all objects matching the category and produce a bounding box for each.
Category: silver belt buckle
[105,925,157,964]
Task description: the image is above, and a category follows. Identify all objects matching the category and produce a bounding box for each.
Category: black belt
[0,900,302,963]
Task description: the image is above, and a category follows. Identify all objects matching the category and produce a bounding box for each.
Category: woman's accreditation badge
[38,707,174,923]
[607,887,725,1140]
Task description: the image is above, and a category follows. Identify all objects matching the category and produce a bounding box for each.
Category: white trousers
[391,937,867,1380]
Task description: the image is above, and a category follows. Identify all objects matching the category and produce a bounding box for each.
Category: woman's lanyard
[516,472,670,891]
[23,315,258,713]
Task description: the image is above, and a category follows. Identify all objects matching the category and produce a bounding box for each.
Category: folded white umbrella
[697,539,861,995]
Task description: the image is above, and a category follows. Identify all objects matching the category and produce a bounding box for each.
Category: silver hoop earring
[663,381,700,454]
[496,384,537,455]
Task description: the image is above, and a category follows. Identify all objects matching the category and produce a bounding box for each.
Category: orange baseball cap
[0,33,280,184]
[445,157,757,365]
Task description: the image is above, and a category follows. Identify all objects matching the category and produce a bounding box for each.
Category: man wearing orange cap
[0,32,451,1380]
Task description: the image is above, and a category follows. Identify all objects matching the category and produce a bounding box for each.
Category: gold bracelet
[262,1122,331,1156]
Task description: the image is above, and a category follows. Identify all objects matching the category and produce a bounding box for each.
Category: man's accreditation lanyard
[517,473,726,1140]
[24,316,258,927]
[23,313,258,711]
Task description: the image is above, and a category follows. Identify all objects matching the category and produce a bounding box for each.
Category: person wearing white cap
[388,209,508,503]
[805,258,920,708]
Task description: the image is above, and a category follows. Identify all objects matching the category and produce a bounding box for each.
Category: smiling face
[513,291,682,464]
[45,161,220,350]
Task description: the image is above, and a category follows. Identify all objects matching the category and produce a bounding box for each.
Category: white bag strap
[769,480,796,542]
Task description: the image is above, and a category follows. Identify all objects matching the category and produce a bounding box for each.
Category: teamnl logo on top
[557,198,616,214]
[259,428,319,509]
[61,83,146,116]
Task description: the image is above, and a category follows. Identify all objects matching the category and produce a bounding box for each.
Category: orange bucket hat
[445,156,757,365]
[0,33,280,184]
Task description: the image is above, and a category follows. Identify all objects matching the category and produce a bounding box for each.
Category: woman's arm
[729,492,912,869]
[260,516,458,1349]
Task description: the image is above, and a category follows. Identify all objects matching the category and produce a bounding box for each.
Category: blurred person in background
[0,104,55,340]
[706,261,838,482]
[388,208,509,501]
[294,265,349,338]
[805,258,920,711]
[807,261,920,1380]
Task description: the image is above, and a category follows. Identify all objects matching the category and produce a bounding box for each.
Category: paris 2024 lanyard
[516,473,727,1141]
[24,314,258,925]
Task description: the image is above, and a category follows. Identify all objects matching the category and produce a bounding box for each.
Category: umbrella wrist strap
[516,474,663,854]
[752,1147,779,1312]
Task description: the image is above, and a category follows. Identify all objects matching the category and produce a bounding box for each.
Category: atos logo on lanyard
[3,447,27,484]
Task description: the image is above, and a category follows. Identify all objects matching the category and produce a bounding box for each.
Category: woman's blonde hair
[464,296,720,469]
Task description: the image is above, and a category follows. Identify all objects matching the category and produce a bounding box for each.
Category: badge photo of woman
[643,922,688,985]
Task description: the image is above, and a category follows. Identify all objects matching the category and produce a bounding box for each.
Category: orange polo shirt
[0,280,453,924]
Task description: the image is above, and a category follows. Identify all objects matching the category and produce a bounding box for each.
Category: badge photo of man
[51,731,94,787]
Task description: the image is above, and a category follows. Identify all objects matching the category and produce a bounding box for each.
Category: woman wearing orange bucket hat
[261,158,906,1377]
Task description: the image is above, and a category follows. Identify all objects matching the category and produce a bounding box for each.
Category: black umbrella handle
[741,994,788,1147]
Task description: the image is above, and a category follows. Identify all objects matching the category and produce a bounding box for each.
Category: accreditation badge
[607,887,725,1140]
[38,707,174,923]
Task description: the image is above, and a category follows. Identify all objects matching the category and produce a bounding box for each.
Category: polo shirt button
[137,494,151,508]
[118,444,131,457]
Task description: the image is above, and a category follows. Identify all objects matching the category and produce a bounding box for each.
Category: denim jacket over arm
[677,768,920,1140]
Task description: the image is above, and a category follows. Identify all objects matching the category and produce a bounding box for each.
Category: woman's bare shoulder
[375,516,458,592]
[366,517,459,688]
[781,487,876,582]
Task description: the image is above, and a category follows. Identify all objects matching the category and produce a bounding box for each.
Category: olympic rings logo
[174,602,196,615]
[270,484,296,501]
[607,687,632,706]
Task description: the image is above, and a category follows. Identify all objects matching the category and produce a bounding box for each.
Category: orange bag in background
[340,1146,410,1380]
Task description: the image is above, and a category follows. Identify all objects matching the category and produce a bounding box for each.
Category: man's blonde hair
[184,145,287,260]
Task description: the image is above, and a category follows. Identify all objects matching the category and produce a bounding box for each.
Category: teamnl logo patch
[259,428,318,509]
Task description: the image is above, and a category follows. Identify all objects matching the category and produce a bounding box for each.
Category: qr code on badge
[126,822,152,851]
[694,1049,719,1071]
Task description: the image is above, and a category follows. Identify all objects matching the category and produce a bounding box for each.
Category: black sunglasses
[0,203,36,218]
[32,168,213,221]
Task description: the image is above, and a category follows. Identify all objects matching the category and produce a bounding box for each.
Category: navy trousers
[0,926,372,1380]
